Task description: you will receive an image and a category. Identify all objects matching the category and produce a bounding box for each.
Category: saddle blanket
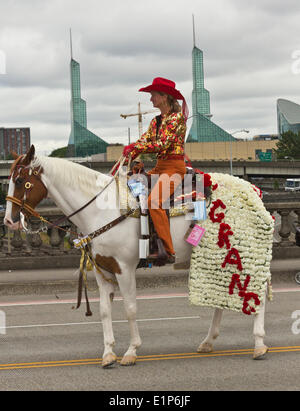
[188,173,274,316]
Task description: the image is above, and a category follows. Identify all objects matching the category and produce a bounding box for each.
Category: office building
[0,127,30,159]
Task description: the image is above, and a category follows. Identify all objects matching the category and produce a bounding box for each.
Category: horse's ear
[11,151,19,160]
[24,145,35,165]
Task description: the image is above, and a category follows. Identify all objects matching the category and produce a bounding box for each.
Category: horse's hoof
[253,345,268,360]
[102,353,117,368]
[120,355,137,366]
[197,342,213,353]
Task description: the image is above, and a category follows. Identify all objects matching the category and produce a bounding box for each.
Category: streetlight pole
[230,129,249,175]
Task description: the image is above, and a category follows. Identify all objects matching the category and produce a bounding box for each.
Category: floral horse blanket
[189,173,274,316]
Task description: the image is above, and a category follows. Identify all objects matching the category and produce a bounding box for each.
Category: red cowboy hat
[139,77,189,121]
[139,77,185,101]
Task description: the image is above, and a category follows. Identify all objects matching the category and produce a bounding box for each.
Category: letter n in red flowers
[229,274,260,315]
[229,273,250,296]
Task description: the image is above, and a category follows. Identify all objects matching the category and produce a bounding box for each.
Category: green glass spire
[192,46,211,119]
[67,33,108,157]
[69,59,87,142]
[186,45,233,143]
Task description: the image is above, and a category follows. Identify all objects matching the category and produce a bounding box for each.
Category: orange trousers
[147,159,186,255]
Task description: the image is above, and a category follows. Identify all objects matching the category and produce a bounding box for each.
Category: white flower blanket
[189,173,274,315]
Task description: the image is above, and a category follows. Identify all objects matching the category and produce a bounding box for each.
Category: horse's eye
[15,178,24,186]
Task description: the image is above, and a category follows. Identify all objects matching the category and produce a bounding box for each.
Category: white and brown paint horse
[4,145,269,367]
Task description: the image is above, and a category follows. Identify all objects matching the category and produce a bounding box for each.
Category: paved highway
[0,282,299,392]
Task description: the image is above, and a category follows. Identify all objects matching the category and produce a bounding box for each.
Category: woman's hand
[122,143,136,157]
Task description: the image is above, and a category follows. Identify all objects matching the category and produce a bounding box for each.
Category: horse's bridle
[6,161,47,219]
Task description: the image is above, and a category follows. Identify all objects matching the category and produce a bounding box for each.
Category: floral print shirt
[130,111,186,160]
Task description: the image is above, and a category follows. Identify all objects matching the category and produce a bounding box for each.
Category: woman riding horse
[123,77,189,264]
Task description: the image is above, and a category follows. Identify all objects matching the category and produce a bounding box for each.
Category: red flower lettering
[229,273,250,296]
[217,223,233,249]
[229,273,260,315]
[222,247,243,271]
[209,199,226,223]
[242,293,260,315]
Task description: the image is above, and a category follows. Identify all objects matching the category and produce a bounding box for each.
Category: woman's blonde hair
[159,92,182,113]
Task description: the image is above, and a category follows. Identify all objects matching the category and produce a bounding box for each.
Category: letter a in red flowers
[222,247,243,271]
[209,199,226,223]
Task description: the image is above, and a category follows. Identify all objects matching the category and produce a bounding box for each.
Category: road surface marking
[0,316,201,330]
[0,346,299,370]
[0,286,299,308]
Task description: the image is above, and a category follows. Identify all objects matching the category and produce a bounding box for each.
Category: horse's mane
[32,155,112,196]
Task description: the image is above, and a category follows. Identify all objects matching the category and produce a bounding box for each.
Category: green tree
[49,146,68,158]
[274,131,300,159]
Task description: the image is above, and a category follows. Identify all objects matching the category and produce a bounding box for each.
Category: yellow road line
[0,361,102,371]
[0,358,101,367]
[0,346,299,371]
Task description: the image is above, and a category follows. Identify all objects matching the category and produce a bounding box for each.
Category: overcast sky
[1,0,300,155]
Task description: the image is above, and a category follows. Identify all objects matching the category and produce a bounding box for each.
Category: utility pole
[121,104,159,138]
[138,103,142,138]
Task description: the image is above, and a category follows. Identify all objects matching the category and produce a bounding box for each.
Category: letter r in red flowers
[217,223,233,249]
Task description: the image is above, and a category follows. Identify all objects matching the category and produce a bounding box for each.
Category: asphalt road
[0,283,299,392]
